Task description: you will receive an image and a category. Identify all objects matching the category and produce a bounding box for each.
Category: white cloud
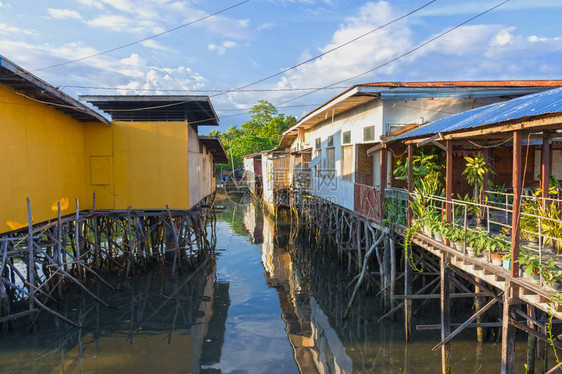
[0,23,36,36]
[76,0,104,9]
[208,41,238,55]
[0,1,10,9]
[257,22,275,31]
[140,39,176,52]
[47,8,84,21]
[86,15,164,34]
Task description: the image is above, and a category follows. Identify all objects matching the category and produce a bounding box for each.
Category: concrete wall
[307,99,383,210]
[0,84,89,233]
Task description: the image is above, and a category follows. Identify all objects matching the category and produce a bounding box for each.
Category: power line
[210,0,438,98]
[58,85,350,92]
[274,0,510,107]
[11,0,250,75]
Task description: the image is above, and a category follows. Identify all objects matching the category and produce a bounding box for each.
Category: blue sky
[0,0,561,133]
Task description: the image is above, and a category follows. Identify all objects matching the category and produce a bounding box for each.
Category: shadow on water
[0,195,548,373]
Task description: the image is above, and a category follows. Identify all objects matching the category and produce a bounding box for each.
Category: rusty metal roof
[0,56,110,124]
[394,87,562,141]
[360,80,562,88]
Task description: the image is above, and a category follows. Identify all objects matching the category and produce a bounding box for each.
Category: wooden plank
[445,140,453,224]
[511,131,522,278]
[394,292,492,299]
[417,322,503,330]
[442,114,562,140]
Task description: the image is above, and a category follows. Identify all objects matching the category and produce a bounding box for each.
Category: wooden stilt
[501,280,517,374]
[26,198,35,322]
[475,277,485,343]
[405,143,414,342]
[526,305,537,374]
[441,253,451,374]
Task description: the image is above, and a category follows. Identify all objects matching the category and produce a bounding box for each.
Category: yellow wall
[84,121,190,210]
[0,84,206,234]
[0,85,89,233]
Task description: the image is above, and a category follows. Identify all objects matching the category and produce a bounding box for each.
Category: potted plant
[428,216,444,242]
[540,259,562,291]
[466,230,485,257]
[502,253,511,270]
[490,237,510,266]
[462,152,493,226]
[515,254,541,281]
[442,224,465,251]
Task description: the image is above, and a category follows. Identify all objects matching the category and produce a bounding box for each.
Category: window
[342,131,351,144]
[326,147,335,178]
[327,135,334,147]
[341,145,353,181]
[315,137,321,149]
[364,126,375,142]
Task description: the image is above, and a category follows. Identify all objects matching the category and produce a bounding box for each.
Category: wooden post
[390,238,396,316]
[541,137,552,208]
[26,198,35,320]
[441,253,451,374]
[407,144,414,226]
[501,280,517,374]
[445,140,453,224]
[380,148,388,220]
[405,143,414,341]
[75,199,82,279]
[482,147,491,200]
[526,305,537,374]
[511,131,522,278]
[475,278,485,343]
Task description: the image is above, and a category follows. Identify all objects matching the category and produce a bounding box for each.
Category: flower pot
[523,271,540,281]
[548,280,562,291]
[433,232,443,242]
[454,241,463,252]
[423,225,432,237]
[467,248,477,257]
[491,253,503,266]
[502,259,511,270]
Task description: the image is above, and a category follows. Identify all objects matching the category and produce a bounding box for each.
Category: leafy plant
[515,253,541,276]
[462,152,493,221]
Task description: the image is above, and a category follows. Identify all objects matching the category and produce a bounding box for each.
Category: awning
[308,155,321,169]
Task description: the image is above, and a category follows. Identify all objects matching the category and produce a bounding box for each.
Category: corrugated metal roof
[0,56,110,124]
[394,87,562,141]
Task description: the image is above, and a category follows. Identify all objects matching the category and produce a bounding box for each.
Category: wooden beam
[511,131,522,278]
[433,295,499,352]
[417,322,503,330]
[441,253,451,374]
[501,280,517,374]
[417,134,440,147]
[380,148,387,220]
[407,144,414,227]
[394,292,493,299]
[542,137,552,208]
[445,140,453,224]
[431,141,447,152]
[442,114,562,140]
[367,142,385,156]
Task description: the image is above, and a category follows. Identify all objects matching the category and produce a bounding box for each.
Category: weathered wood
[394,292,492,300]
[445,140,453,224]
[501,280,517,374]
[542,137,552,208]
[441,253,451,374]
[26,197,34,321]
[416,322,503,330]
[511,131,522,278]
[433,295,499,352]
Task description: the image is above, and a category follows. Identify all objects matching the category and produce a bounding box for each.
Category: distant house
[242,152,263,196]
[273,81,562,217]
[0,56,227,233]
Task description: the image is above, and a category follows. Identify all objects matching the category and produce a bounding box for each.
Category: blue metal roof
[394,87,562,141]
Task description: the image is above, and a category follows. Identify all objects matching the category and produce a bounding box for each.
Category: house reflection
[1,261,231,374]
[260,208,353,374]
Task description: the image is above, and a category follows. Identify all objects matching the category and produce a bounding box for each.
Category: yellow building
[0,56,227,234]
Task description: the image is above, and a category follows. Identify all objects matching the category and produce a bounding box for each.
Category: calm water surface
[0,198,536,373]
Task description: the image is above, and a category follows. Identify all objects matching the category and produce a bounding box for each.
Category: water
[0,198,540,373]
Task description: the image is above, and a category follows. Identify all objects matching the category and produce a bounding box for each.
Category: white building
[273,81,562,218]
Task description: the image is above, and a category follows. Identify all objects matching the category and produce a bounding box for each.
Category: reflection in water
[0,261,231,374]
[1,198,536,373]
[251,201,532,374]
